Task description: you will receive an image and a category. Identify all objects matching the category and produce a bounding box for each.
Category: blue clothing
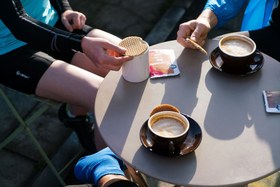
[0,0,58,55]
[74,147,126,185]
[204,0,277,31]
[204,0,248,28]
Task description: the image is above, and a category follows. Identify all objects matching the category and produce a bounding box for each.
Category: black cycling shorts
[0,21,93,94]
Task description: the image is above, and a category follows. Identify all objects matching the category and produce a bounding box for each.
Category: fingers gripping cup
[148,111,190,156]
[119,36,149,83]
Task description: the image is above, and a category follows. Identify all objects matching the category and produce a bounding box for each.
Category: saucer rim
[139,113,202,157]
[209,47,264,76]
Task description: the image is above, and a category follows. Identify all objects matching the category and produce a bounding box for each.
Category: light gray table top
[95,40,280,186]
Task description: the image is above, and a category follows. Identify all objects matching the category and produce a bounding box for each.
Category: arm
[50,0,87,33]
[177,9,217,48]
[177,0,248,48]
[204,0,248,28]
[0,0,132,70]
[0,0,83,52]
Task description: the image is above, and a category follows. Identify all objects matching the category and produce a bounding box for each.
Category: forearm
[197,9,218,29]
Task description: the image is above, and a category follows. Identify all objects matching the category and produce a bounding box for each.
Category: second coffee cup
[218,35,257,72]
[148,111,190,156]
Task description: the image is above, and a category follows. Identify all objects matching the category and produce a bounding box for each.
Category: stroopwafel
[119,36,148,56]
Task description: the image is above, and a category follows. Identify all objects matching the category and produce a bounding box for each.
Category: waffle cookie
[186,38,208,55]
[150,104,180,116]
[119,36,149,56]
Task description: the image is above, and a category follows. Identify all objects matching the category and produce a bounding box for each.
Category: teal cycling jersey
[0,0,82,55]
[0,0,58,55]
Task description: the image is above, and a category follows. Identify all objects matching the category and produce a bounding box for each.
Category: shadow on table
[97,75,149,152]
[132,146,198,186]
[158,46,205,116]
[204,68,263,139]
[204,53,280,181]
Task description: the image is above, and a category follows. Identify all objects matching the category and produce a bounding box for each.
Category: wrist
[197,9,218,29]
[81,36,88,52]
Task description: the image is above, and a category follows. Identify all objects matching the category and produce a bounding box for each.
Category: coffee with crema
[151,117,186,138]
[220,37,254,57]
[148,111,190,155]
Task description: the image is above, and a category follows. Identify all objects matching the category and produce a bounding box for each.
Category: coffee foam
[149,111,189,138]
[221,39,253,56]
[151,117,186,137]
[219,35,255,57]
[119,36,148,56]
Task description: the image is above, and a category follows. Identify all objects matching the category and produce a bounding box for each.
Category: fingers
[102,48,133,71]
[82,37,133,71]
[177,21,203,49]
[61,17,73,32]
[177,20,209,49]
[176,22,192,48]
[61,10,86,32]
[95,54,133,71]
[105,43,128,56]
[70,13,86,30]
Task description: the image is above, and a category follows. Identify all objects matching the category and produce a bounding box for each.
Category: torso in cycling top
[0,0,83,55]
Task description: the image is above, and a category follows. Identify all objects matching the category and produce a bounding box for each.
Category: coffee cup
[119,36,150,83]
[147,111,190,156]
[218,35,257,72]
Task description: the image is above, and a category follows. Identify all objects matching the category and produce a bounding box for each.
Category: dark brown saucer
[139,114,202,157]
[210,47,264,76]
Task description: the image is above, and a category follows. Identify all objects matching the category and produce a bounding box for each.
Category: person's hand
[61,10,86,32]
[177,9,217,49]
[177,19,211,49]
[81,37,133,71]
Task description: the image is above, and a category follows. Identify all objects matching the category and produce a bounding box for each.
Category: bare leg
[35,60,102,114]
[36,29,122,115]
[35,29,123,149]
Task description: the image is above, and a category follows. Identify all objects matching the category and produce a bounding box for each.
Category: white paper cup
[119,36,150,83]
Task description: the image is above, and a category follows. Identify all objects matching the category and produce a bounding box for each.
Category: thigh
[0,45,55,94]
[87,28,122,44]
[35,60,102,112]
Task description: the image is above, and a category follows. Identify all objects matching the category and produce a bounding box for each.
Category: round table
[95,40,280,186]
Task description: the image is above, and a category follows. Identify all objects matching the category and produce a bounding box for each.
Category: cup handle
[168,141,175,155]
[252,51,264,64]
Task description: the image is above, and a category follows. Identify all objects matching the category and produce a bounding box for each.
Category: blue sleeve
[204,0,248,27]
[74,147,126,185]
